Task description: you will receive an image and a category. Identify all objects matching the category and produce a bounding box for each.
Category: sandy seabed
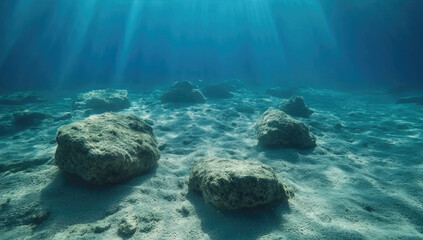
[0,87,422,240]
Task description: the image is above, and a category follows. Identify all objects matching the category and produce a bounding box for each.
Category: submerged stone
[13,110,51,126]
[161,81,206,103]
[266,87,296,99]
[54,113,160,185]
[72,89,130,113]
[189,157,288,210]
[256,109,316,149]
[279,96,313,118]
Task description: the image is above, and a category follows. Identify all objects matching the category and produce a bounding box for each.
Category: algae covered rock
[279,96,313,118]
[72,89,130,112]
[256,109,316,149]
[54,113,160,185]
[189,157,288,210]
[161,81,206,103]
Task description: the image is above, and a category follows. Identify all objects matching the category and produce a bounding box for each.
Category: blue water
[0,0,422,91]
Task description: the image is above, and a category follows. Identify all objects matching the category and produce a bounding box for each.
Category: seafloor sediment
[0,87,422,239]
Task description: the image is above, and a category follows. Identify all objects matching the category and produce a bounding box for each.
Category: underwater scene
[0,0,422,239]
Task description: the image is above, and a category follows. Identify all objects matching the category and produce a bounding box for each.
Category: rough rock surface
[256,109,316,149]
[161,81,205,103]
[118,214,138,237]
[189,157,288,210]
[72,89,130,112]
[54,113,160,185]
[280,96,314,118]
[202,84,233,99]
[396,96,423,105]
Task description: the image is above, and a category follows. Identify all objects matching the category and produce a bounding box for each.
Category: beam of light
[0,0,47,66]
[114,0,144,86]
[57,1,99,88]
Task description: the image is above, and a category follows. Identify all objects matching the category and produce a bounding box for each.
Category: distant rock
[266,87,296,99]
[202,84,233,99]
[0,92,45,105]
[280,96,313,118]
[256,109,316,149]
[396,96,423,105]
[54,113,160,185]
[13,110,51,126]
[72,89,130,113]
[189,157,288,210]
[54,112,72,122]
[161,81,206,103]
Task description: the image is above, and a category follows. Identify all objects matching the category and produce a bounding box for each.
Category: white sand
[0,88,422,239]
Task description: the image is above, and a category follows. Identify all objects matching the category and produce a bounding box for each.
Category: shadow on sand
[187,192,290,240]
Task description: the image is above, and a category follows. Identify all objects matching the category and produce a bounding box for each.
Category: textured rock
[256,109,316,149]
[161,81,205,103]
[396,96,423,105]
[189,157,288,210]
[13,110,51,126]
[118,214,138,237]
[280,96,313,118]
[72,89,130,112]
[54,113,160,185]
[202,84,233,99]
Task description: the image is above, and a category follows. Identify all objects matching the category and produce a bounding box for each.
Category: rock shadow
[187,192,290,240]
[39,168,157,229]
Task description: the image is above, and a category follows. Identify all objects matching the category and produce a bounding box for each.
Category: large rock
[280,96,313,118]
[256,109,316,149]
[202,84,233,99]
[72,89,130,113]
[161,81,205,103]
[54,113,160,184]
[189,157,288,210]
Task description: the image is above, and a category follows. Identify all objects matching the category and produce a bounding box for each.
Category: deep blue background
[0,0,422,91]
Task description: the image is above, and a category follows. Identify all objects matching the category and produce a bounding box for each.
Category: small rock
[54,112,72,122]
[255,108,316,149]
[13,110,51,126]
[189,157,288,210]
[92,221,111,233]
[139,212,161,233]
[279,96,313,118]
[118,214,138,237]
[72,89,130,113]
[161,81,206,103]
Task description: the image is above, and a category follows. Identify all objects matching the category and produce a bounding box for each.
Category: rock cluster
[256,109,316,149]
[280,96,313,118]
[161,81,206,103]
[189,157,288,210]
[72,89,130,113]
[54,113,160,185]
